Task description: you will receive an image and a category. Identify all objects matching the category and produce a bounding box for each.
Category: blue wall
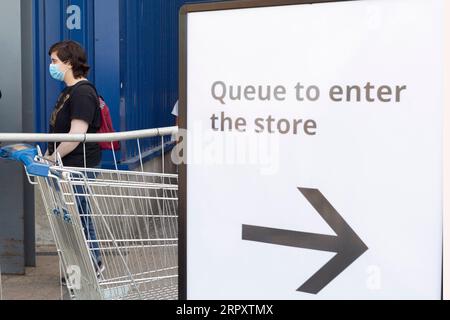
[33,0,217,168]
[119,0,185,163]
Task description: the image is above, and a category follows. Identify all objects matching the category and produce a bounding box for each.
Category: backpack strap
[70,80,98,95]
[69,80,100,107]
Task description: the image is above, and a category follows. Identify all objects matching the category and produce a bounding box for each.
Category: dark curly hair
[48,40,90,79]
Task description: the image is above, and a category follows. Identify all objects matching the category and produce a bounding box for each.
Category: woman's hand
[42,150,54,162]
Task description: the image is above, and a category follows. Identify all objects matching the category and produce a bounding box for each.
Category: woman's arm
[50,119,89,159]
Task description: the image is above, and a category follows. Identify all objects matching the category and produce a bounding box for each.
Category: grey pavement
[1,245,69,300]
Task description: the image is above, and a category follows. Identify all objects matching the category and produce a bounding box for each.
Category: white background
[186,0,443,299]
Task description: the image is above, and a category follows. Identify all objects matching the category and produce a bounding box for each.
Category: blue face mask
[49,64,66,82]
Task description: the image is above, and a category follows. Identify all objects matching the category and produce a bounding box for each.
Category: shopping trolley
[0,133,178,300]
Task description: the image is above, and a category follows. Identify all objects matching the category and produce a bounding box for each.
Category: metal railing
[0,126,178,143]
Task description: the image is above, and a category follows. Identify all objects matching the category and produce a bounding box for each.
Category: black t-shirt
[48,81,102,167]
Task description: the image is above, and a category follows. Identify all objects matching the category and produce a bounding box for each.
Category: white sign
[182,0,447,299]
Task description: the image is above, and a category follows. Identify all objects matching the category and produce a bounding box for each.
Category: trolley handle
[0,144,50,177]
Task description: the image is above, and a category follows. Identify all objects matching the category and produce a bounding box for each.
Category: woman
[46,40,103,276]
[46,40,101,167]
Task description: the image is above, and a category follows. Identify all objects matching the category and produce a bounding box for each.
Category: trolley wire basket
[0,127,179,300]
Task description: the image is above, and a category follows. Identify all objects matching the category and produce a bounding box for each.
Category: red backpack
[98,96,120,150]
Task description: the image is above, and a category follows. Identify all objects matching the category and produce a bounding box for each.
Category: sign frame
[178,0,450,300]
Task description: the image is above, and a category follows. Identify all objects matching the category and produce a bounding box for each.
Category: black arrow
[242,187,368,295]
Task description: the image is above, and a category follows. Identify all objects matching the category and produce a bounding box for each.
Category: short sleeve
[69,89,98,125]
